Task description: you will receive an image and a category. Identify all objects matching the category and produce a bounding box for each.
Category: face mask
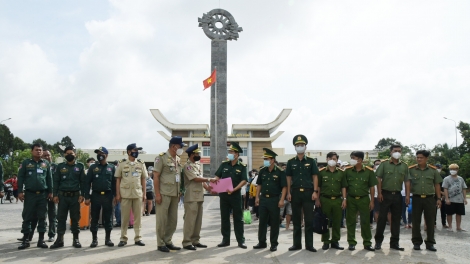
[97,154,105,161]
[327,160,337,167]
[264,160,271,167]
[392,152,401,160]
[130,152,139,158]
[437,169,441,172]
[65,154,75,162]
[227,154,235,161]
[349,159,358,166]
[295,145,306,154]
[193,156,201,162]
[450,170,457,175]
[176,148,184,156]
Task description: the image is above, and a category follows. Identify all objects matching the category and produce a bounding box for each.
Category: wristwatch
[314,190,318,193]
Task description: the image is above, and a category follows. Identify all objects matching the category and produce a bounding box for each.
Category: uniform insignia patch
[155,157,160,163]
[63,175,66,179]
[27,164,34,168]
[236,169,241,172]
[107,168,112,171]
[297,136,301,140]
[74,167,80,172]
[60,168,68,173]
[93,167,100,172]
[305,164,310,166]
[187,166,192,170]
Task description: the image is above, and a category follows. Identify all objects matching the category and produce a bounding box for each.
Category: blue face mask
[263,160,271,167]
[227,154,235,161]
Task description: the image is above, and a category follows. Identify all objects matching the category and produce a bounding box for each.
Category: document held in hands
[210,177,233,193]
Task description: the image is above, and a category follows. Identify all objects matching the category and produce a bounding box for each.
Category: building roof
[150,109,209,133]
[231,109,292,134]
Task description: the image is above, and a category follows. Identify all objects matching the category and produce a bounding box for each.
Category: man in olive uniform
[406,149,442,251]
[42,149,58,242]
[214,142,248,249]
[374,144,409,251]
[253,148,287,252]
[50,146,86,249]
[286,134,319,252]
[17,143,53,250]
[115,143,147,247]
[317,152,347,250]
[182,144,216,250]
[153,136,186,253]
[344,151,377,251]
[84,146,117,247]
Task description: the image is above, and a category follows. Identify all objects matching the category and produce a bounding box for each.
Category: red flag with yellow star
[203,69,216,90]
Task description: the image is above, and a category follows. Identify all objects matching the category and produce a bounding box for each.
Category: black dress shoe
[105,240,114,247]
[270,246,277,252]
[288,245,302,251]
[390,244,404,251]
[253,243,267,249]
[18,241,30,250]
[348,244,355,251]
[50,241,64,249]
[184,245,196,250]
[413,244,421,250]
[364,245,375,251]
[135,241,145,246]
[331,242,344,250]
[90,239,98,248]
[194,243,207,248]
[374,242,382,250]
[218,241,230,247]
[158,246,170,252]
[37,240,49,249]
[238,243,247,249]
[73,239,82,248]
[306,246,317,252]
[426,245,437,252]
[166,244,181,250]
[322,244,329,250]
[118,241,127,247]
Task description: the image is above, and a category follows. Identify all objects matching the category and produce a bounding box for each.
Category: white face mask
[437,169,441,172]
[327,160,337,167]
[295,145,306,154]
[391,152,401,160]
[450,170,457,176]
[349,159,358,166]
[176,148,184,156]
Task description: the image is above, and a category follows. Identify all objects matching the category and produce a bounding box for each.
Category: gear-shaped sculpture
[198,9,243,41]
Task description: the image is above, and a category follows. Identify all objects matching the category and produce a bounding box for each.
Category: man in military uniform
[214,142,248,249]
[406,149,442,251]
[317,152,347,250]
[153,136,186,252]
[374,144,409,251]
[182,144,216,250]
[50,146,86,249]
[42,149,58,242]
[115,143,147,247]
[286,134,319,252]
[17,143,53,250]
[344,151,377,251]
[253,148,286,252]
[84,146,116,247]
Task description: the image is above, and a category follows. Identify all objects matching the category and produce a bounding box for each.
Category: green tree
[457,121,470,155]
[32,138,54,151]
[76,149,90,165]
[0,149,33,179]
[375,138,412,160]
[0,124,14,159]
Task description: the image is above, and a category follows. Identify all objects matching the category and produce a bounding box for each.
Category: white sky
[0,0,468,154]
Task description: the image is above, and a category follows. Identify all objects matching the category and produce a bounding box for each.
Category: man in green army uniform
[374,144,409,251]
[17,143,53,250]
[154,136,186,253]
[344,151,377,251]
[286,134,319,252]
[253,148,286,252]
[214,142,248,249]
[84,146,116,248]
[42,149,58,242]
[181,144,216,250]
[406,149,442,251]
[317,152,347,250]
[50,146,86,249]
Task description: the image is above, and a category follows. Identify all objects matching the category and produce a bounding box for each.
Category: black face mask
[130,152,139,158]
[65,154,75,162]
[193,156,201,162]
[97,154,105,161]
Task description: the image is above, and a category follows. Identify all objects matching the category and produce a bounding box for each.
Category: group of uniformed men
[15,134,444,253]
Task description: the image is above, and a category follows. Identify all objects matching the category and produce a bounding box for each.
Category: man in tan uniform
[115,143,147,247]
[182,144,216,250]
[154,136,186,253]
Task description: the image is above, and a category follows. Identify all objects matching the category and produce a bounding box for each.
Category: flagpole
[214,66,217,163]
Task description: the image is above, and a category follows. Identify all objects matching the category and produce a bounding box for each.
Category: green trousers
[21,191,48,234]
[219,192,245,243]
[47,200,57,237]
[320,196,342,244]
[346,196,372,246]
[291,189,314,248]
[57,194,81,234]
[411,196,436,246]
[258,196,281,246]
[90,192,113,232]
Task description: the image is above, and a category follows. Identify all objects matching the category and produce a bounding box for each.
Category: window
[202,147,210,157]
[203,164,211,178]
[242,148,248,156]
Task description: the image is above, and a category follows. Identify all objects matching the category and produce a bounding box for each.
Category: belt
[322,195,339,200]
[382,190,401,195]
[59,191,80,197]
[26,190,45,194]
[94,190,111,195]
[415,194,435,198]
[293,188,312,192]
[348,194,367,200]
[262,194,280,198]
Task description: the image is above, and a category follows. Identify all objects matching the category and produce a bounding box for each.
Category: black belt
[25,190,45,194]
[59,191,80,197]
[322,195,340,199]
[293,188,312,192]
[261,194,280,198]
[414,194,435,198]
[348,194,368,200]
[382,190,401,195]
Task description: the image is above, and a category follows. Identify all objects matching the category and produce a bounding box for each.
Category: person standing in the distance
[84,146,117,248]
[144,166,154,216]
[443,164,468,232]
[374,144,409,251]
[253,148,286,252]
[50,146,86,249]
[286,134,319,252]
[17,143,53,250]
[153,136,186,253]
[406,150,442,251]
[115,143,147,247]
[181,144,216,250]
[5,174,18,203]
[344,151,377,251]
[317,152,347,250]
[42,149,58,242]
[214,142,248,249]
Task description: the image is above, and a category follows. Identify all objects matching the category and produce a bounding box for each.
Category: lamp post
[443,117,458,148]
[0,118,11,124]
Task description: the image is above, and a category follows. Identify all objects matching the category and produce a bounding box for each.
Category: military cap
[169,136,187,147]
[63,146,76,153]
[126,143,143,151]
[94,146,109,154]
[185,143,201,154]
[229,142,243,153]
[293,134,308,145]
[263,148,278,158]
[435,164,442,168]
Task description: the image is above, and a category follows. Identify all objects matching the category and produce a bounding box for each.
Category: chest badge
[236,169,241,173]
[60,168,68,173]
[93,167,100,172]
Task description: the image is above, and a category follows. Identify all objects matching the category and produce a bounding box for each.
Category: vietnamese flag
[203,69,216,90]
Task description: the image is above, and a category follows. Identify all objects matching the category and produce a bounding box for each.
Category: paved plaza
[0,196,469,264]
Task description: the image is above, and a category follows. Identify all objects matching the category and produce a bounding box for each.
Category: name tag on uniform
[132,172,139,177]
[176,174,180,183]
[37,169,43,173]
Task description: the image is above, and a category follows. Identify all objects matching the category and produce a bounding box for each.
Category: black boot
[18,234,30,250]
[90,231,98,248]
[28,232,34,241]
[37,232,49,248]
[105,230,114,247]
[72,233,82,248]
[50,234,64,249]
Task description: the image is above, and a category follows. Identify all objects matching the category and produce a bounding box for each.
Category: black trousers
[374,191,402,245]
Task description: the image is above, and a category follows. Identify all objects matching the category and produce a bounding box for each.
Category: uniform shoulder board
[338,168,345,172]
[119,158,127,163]
[159,152,165,156]
[240,162,246,167]
[344,166,353,170]
[276,165,284,171]
[137,159,144,163]
[408,164,418,169]
[366,166,374,171]
[222,160,230,163]
[428,164,437,170]
[319,167,326,172]
[381,159,389,162]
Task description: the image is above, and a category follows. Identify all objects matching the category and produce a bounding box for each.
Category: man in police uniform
[286,135,319,252]
[344,151,377,251]
[84,146,116,247]
[317,152,347,250]
[154,136,186,252]
[50,146,86,249]
[42,149,58,242]
[253,148,286,252]
[214,142,248,249]
[115,143,147,247]
[182,144,216,250]
[374,144,409,251]
[17,143,53,250]
[406,149,442,251]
